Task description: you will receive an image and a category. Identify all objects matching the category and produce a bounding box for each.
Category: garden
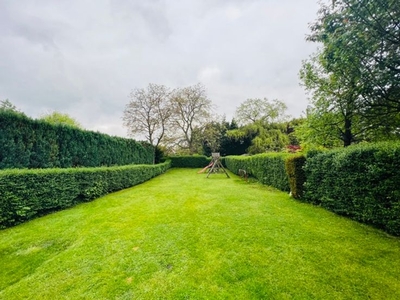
[2,0,400,298]
[1,168,400,299]
[1,111,400,299]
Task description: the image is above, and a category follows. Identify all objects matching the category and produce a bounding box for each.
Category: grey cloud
[0,0,322,137]
[110,0,172,42]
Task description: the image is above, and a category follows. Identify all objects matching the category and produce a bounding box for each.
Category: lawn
[1,168,400,299]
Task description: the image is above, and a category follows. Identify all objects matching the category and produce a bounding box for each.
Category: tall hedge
[0,161,171,228]
[169,155,211,168]
[285,154,306,199]
[0,111,153,169]
[225,153,291,191]
[303,142,400,236]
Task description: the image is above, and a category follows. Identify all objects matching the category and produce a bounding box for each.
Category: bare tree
[123,84,172,149]
[170,83,212,154]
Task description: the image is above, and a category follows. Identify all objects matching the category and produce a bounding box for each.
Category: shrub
[225,153,291,191]
[303,142,400,236]
[223,155,249,176]
[0,161,171,228]
[169,155,211,168]
[285,155,306,199]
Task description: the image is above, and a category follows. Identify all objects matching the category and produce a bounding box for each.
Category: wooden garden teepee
[207,153,230,178]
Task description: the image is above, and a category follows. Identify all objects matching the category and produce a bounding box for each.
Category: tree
[196,121,222,156]
[169,83,212,154]
[327,0,400,124]
[304,0,400,146]
[228,98,290,154]
[299,51,364,147]
[295,106,349,149]
[235,98,288,126]
[0,99,24,115]
[204,117,248,156]
[40,111,82,128]
[123,83,172,148]
[286,117,304,147]
[194,116,228,156]
[227,121,289,154]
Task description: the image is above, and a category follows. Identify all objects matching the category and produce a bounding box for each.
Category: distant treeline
[0,111,154,169]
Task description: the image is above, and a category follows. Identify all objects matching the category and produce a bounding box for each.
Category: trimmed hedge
[285,154,306,199]
[225,153,291,191]
[304,142,400,236]
[0,111,154,169]
[0,161,171,228]
[169,155,211,168]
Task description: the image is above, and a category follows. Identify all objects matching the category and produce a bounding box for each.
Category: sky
[0,0,323,138]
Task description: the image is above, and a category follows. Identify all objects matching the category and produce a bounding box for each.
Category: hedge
[285,154,306,199]
[303,142,400,236]
[169,155,211,168]
[225,153,291,192]
[0,111,154,169]
[0,161,171,228]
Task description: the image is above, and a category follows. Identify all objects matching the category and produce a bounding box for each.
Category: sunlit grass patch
[1,169,399,299]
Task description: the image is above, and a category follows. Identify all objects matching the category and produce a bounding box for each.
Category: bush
[0,161,171,228]
[285,155,306,199]
[225,153,291,191]
[0,111,154,169]
[169,155,211,168]
[223,155,249,176]
[303,142,400,236]
[155,146,166,164]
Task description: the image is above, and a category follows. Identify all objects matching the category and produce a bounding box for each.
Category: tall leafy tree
[218,118,252,156]
[327,0,400,124]
[197,119,224,156]
[228,98,290,153]
[123,83,172,148]
[299,52,364,147]
[227,121,289,154]
[303,0,400,147]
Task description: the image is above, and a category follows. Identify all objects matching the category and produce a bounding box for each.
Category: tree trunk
[342,117,353,147]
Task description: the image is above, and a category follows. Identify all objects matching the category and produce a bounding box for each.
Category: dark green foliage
[303,142,400,235]
[0,161,171,228]
[302,0,400,146]
[169,155,211,168]
[0,111,154,169]
[220,118,252,156]
[285,155,306,199]
[219,134,252,156]
[154,146,166,164]
[224,156,250,177]
[225,153,291,191]
[199,118,251,157]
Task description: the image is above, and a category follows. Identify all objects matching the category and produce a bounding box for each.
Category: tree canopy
[300,0,400,148]
[235,98,288,126]
[40,111,82,128]
[123,83,213,155]
[123,83,172,148]
[0,99,24,115]
[169,83,212,154]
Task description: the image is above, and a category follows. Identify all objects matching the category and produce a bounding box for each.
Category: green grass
[1,169,400,299]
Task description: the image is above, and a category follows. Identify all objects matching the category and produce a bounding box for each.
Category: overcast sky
[0,0,323,138]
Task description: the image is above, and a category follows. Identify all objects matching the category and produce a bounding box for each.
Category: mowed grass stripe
[0,168,399,299]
